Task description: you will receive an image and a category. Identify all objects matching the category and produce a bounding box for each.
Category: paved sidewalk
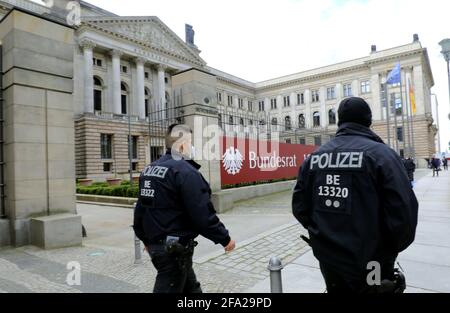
[247,169,450,293]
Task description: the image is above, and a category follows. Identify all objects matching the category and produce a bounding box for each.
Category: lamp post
[439,39,450,120]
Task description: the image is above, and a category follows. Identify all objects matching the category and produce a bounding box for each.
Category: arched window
[239,118,244,126]
[329,109,336,125]
[218,114,223,128]
[229,116,234,125]
[313,111,321,127]
[165,92,170,108]
[93,76,103,112]
[271,117,278,131]
[145,88,151,117]
[298,114,305,129]
[249,120,254,126]
[285,116,292,130]
[121,82,129,115]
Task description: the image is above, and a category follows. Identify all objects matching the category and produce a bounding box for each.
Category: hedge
[76,181,138,198]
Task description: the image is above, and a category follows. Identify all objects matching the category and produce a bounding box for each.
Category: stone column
[371,72,382,121]
[110,49,123,114]
[0,9,80,248]
[157,64,167,110]
[319,87,326,127]
[304,89,311,128]
[135,57,146,119]
[81,39,96,113]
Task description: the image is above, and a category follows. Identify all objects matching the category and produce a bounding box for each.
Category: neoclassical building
[0,0,437,180]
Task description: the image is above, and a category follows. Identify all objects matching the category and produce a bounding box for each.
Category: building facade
[0,0,438,182]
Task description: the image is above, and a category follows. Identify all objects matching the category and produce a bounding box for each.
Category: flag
[408,78,417,115]
[386,62,401,85]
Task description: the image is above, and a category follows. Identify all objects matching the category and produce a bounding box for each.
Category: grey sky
[47,0,450,152]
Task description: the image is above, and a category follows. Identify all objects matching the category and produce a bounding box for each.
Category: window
[314,136,322,146]
[285,139,292,144]
[258,101,265,112]
[285,116,292,130]
[327,87,336,100]
[343,84,352,97]
[247,101,253,112]
[121,66,128,73]
[329,109,336,125]
[283,96,290,107]
[239,118,244,126]
[93,76,102,112]
[361,80,371,94]
[397,127,404,142]
[132,162,138,172]
[238,98,244,109]
[145,72,149,79]
[391,93,403,116]
[121,82,128,115]
[101,134,112,159]
[93,58,102,67]
[103,162,112,172]
[249,120,254,126]
[229,116,234,125]
[271,98,277,110]
[313,111,321,127]
[298,114,305,129]
[145,88,151,117]
[128,136,138,159]
[271,117,278,130]
[217,92,222,104]
[311,90,320,103]
[297,93,305,105]
[228,95,233,106]
[299,137,306,145]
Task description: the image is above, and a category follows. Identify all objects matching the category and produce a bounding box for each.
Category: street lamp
[439,39,450,120]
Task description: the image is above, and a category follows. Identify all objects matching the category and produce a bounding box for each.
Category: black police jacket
[292,123,418,278]
[133,150,231,247]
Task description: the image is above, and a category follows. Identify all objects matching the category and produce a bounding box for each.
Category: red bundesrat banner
[220,136,318,186]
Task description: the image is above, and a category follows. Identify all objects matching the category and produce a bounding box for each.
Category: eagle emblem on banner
[222,147,244,175]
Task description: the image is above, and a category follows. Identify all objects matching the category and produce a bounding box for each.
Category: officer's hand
[224,240,236,252]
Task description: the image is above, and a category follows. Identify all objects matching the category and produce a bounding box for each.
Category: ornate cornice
[79,17,206,67]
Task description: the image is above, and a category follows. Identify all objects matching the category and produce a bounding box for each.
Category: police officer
[133,124,236,293]
[292,97,418,293]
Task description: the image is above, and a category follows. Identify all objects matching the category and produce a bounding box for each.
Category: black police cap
[338,97,372,127]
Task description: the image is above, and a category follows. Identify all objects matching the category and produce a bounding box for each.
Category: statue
[185,24,196,47]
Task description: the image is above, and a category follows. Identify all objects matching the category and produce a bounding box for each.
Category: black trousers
[148,244,202,294]
[319,262,395,294]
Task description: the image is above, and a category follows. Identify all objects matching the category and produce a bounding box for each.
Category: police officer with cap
[292,97,418,293]
[133,124,236,293]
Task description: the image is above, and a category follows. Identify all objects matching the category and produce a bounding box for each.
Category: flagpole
[408,78,417,160]
[385,82,392,148]
[399,66,406,157]
[392,90,399,154]
[404,73,413,158]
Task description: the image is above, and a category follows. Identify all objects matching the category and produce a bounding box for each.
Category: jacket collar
[336,122,385,144]
[165,149,202,170]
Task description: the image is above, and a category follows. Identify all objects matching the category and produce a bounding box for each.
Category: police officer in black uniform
[292,97,418,293]
[133,124,236,293]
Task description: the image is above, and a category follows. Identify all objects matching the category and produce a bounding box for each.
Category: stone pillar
[304,89,311,128]
[171,69,221,191]
[135,57,146,119]
[0,9,81,248]
[110,49,123,114]
[319,87,326,127]
[157,64,166,110]
[81,39,95,113]
[371,72,382,121]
